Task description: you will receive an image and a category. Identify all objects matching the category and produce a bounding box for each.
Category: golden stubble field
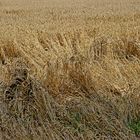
[0,0,140,139]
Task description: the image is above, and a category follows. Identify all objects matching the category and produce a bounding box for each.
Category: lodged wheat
[0,0,140,139]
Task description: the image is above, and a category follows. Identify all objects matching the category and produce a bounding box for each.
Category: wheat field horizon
[0,0,140,140]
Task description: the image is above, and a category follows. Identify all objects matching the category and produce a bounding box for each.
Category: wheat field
[0,0,140,139]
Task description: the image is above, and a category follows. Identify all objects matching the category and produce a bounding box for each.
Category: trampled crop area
[0,0,140,139]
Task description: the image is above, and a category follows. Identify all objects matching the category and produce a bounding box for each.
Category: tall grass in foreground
[0,29,140,139]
